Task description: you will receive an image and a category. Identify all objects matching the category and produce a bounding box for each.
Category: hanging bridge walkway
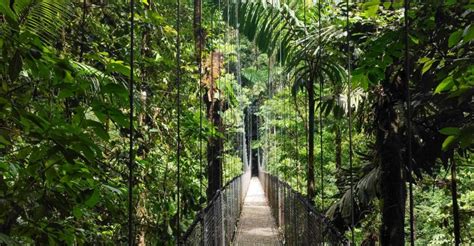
[234,177,280,245]
[180,171,346,245]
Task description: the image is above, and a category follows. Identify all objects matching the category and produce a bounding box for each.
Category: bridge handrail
[180,170,251,245]
[259,171,349,245]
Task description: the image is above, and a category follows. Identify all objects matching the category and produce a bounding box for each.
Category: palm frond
[13,0,73,46]
[70,61,119,93]
[227,0,304,64]
[326,151,381,231]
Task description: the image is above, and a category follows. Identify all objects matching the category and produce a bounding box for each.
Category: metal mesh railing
[259,172,348,245]
[181,171,251,245]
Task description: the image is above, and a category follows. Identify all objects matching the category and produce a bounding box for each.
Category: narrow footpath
[234,177,280,245]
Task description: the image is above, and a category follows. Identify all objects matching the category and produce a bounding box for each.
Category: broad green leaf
[109,109,129,128]
[422,59,435,75]
[459,125,474,148]
[409,34,420,45]
[361,0,380,18]
[73,143,96,161]
[45,166,58,184]
[72,206,83,218]
[8,163,18,177]
[434,76,454,94]
[0,135,11,145]
[442,135,457,151]
[463,24,474,42]
[0,0,18,24]
[448,30,462,48]
[86,120,110,141]
[439,127,460,136]
[353,73,369,90]
[459,134,473,148]
[102,83,129,99]
[58,88,75,99]
[106,61,131,77]
[85,189,100,207]
[418,57,430,64]
[1,80,7,92]
[445,0,456,5]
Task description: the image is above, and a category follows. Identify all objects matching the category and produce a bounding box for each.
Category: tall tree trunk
[451,158,461,245]
[193,0,203,64]
[204,51,225,203]
[376,90,405,245]
[245,107,256,176]
[206,97,224,202]
[307,78,316,202]
[251,108,259,175]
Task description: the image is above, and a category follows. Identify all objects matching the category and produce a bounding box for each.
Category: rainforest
[0,0,473,245]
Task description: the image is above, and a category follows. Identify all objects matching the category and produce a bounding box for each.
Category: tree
[327,1,473,244]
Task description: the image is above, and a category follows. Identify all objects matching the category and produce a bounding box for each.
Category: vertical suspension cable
[128,0,135,245]
[304,89,308,191]
[198,0,203,202]
[346,0,355,244]
[235,0,246,173]
[270,0,274,175]
[404,0,415,245]
[266,54,271,172]
[222,0,228,183]
[318,1,324,208]
[175,0,182,242]
[225,0,231,182]
[303,0,310,201]
[317,0,325,241]
[218,1,224,185]
[280,33,286,181]
[295,86,301,191]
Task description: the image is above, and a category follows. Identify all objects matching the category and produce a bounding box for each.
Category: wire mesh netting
[181,171,251,245]
[259,172,348,245]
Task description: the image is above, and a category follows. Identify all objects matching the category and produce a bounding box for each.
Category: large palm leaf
[226,0,304,64]
[225,0,346,92]
[326,147,381,232]
[1,0,73,46]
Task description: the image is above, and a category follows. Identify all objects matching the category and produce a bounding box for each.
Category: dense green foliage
[246,0,474,244]
[1,0,472,245]
[0,0,245,244]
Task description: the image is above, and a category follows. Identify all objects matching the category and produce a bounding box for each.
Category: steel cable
[128,0,135,244]
[345,0,355,244]
[404,1,415,245]
[176,0,182,242]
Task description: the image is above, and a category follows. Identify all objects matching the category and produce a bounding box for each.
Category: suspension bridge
[177,0,351,244]
[0,0,471,242]
[67,0,459,245]
[152,0,419,245]
[180,172,347,245]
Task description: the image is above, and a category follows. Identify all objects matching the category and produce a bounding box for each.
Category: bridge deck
[234,177,280,245]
